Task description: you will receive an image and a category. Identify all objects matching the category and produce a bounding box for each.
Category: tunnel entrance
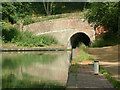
[70,33,90,48]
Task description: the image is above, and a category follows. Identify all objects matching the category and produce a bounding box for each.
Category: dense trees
[85,2,119,46]
[85,2,119,32]
[2,2,33,24]
[2,2,119,46]
[2,2,85,24]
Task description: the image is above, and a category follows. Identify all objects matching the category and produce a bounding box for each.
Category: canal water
[2,51,72,88]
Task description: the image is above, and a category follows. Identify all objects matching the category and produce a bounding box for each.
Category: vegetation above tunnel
[1,2,119,47]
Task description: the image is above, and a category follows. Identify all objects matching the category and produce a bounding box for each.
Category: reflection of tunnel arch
[70,32,90,48]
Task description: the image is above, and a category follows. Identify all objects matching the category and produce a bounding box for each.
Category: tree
[85,2,119,32]
[43,0,54,16]
[2,2,33,24]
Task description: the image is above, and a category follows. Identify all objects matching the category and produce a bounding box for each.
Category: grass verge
[69,64,79,80]
[23,11,83,26]
[100,67,120,89]
[74,43,93,63]
[23,15,64,26]
[69,43,94,80]
[2,26,57,47]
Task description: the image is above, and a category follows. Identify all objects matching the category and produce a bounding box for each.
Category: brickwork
[23,18,95,47]
[67,46,114,88]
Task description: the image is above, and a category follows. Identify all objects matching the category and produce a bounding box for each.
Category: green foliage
[2,2,87,24]
[2,25,57,47]
[11,31,57,47]
[69,64,79,73]
[53,2,85,14]
[2,23,19,43]
[91,31,119,47]
[85,2,119,47]
[74,43,93,63]
[2,2,33,24]
[85,2,119,32]
[69,63,80,80]
[23,15,63,26]
[23,15,35,25]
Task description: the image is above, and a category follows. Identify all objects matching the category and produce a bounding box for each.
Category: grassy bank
[23,14,65,26]
[100,67,120,89]
[91,31,119,47]
[2,26,57,47]
[73,44,93,63]
[22,11,83,26]
[69,43,120,89]
[69,43,94,78]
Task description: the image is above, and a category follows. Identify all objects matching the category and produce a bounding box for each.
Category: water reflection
[2,51,71,88]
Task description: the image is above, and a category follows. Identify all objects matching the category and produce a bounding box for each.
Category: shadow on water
[2,51,71,89]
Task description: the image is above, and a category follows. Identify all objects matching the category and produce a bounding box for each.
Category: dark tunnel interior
[70,33,90,48]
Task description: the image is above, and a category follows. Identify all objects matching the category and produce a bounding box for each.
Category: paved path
[67,64,114,88]
[87,45,119,82]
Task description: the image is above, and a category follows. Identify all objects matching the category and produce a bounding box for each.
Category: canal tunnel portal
[70,32,90,48]
[23,18,95,49]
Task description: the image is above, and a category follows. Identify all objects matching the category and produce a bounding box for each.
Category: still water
[2,51,72,88]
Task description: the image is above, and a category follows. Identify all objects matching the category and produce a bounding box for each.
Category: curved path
[87,45,119,82]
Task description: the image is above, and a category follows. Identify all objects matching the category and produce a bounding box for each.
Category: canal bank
[67,61,114,88]
[87,45,119,82]
[66,46,116,89]
[1,43,67,52]
[1,43,119,89]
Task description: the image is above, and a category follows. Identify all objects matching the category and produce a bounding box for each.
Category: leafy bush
[23,16,35,25]
[11,31,57,47]
[2,2,88,24]
[2,25,19,43]
[2,2,33,24]
[85,2,119,32]
[84,2,119,47]
[91,31,119,47]
[2,25,57,47]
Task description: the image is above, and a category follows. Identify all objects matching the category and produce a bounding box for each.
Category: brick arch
[23,18,95,48]
[67,31,91,49]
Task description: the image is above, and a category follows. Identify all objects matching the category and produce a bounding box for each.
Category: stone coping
[0,48,69,52]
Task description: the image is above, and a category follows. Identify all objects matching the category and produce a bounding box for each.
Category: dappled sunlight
[100,61,118,66]
[87,45,119,82]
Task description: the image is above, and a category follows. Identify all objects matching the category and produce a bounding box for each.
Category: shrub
[85,2,119,32]
[91,31,118,47]
[23,16,35,25]
[2,23,58,47]
[2,25,19,43]
[10,31,57,47]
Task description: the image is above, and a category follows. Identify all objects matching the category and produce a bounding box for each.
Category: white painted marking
[35,29,77,35]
